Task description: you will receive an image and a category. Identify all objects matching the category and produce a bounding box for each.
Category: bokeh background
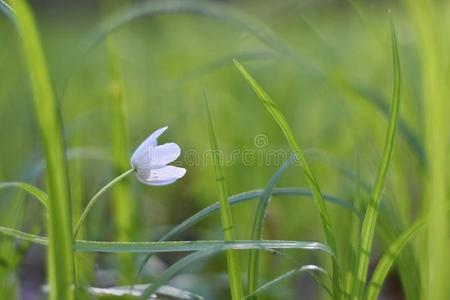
[0,0,448,299]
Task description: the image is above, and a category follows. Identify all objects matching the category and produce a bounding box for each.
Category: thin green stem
[73,168,135,239]
[355,19,401,298]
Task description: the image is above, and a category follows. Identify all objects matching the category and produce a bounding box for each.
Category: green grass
[234,59,342,299]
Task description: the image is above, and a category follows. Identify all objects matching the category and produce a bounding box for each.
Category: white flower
[131,126,186,186]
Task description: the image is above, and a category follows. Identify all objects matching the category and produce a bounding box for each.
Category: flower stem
[73,168,135,239]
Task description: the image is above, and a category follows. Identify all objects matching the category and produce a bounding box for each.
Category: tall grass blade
[233,59,341,299]
[204,95,243,299]
[10,1,75,298]
[247,158,293,299]
[365,219,425,300]
[354,18,401,298]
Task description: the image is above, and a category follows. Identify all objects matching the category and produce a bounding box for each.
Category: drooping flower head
[131,126,186,186]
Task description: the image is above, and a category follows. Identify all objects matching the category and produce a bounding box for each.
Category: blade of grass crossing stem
[405,1,449,299]
[354,19,401,298]
[233,59,341,299]
[247,158,293,299]
[365,219,425,300]
[10,1,75,299]
[204,96,243,300]
[106,26,135,281]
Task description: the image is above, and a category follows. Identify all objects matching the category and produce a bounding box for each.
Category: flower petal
[149,143,181,166]
[131,126,168,167]
[138,165,186,186]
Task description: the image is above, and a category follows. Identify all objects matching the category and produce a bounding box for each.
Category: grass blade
[0,182,48,209]
[354,18,401,297]
[204,96,243,299]
[10,1,75,298]
[244,265,330,299]
[247,158,293,298]
[233,59,341,299]
[365,219,425,300]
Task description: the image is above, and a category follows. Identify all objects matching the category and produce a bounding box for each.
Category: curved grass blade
[139,242,331,300]
[59,0,293,98]
[247,158,293,298]
[134,187,352,283]
[244,265,330,299]
[203,96,242,299]
[0,182,48,209]
[179,52,277,84]
[10,1,75,298]
[233,59,341,299]
[365,219,425,300]
[85,0,289,59]
[139,247,223,300]
[354,18,401,298]
[0,0,14,20]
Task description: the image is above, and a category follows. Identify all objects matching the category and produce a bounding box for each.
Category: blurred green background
[0,0,448,299]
